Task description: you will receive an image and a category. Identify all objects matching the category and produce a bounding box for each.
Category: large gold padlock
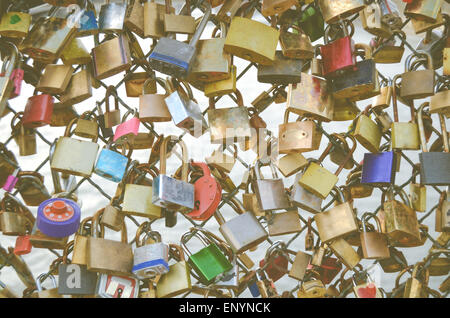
[60,38,92,65]
[399,52,435,100]
[0,6,31,38]
[36,64,73,95]
[352,108,382,153]
[59,67,92,106]
[276,152,308,178]
[224,16,279,65]
[204,65,236,98]
[164,0,196,35]
[318,0,366,23]
[92,34,132,80]
[279,25,314,60]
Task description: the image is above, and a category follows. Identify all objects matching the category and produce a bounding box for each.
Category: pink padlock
[113,109,140,144]
[0,68,24,99]
[3,169,20,192]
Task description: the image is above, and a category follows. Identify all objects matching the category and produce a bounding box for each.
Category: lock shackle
[391,74,417,123]
[128,163,159,184]
[160,135,189,182]
[92,208,127,243]
[339,263,363,285]
[77,216,96,236]
[180,227,220,257]
[211,21,227,38]
[418,102,449,153]
[141,77,157,95]
[354,43,372,60]
[1,42,18,77]
[324,19,354,44]
[135,221,161,247]
[190,161,212,178]
[318,134,356,176]
[264,240,288,263]
[215,196,246,225]
[405,51,433,72]
[361,212,382,233]
[64,117,99,143]
[331,186,346,205]
[253,159,279,181]
[167,77,195,101]
[189,2,211,47]
[121,107,138,123]
[382,185,412,208]
[107,138,133,158]
[10,112,25,131]
[168,243,186,262]
[36,273,57,292]
[209,89,244,109]
[62,240,74,264]
[394,264,414,289]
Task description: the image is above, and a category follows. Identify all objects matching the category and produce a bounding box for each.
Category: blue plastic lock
[94,148,130,183]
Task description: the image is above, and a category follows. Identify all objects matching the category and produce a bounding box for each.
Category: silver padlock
[98,0,127,33]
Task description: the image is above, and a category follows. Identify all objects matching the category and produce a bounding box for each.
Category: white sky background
[0,0,448,297]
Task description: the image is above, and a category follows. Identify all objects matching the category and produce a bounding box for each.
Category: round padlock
[36,198,81,238]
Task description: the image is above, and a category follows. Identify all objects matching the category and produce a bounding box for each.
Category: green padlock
[181,228,233,285]
[298,5,324,42]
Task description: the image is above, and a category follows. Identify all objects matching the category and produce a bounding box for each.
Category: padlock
[250,85,276,114]
[144,0,174,39]
[382,187,422,247]
[297,4,325,42]
[181,228,233,285]
[11,112,36,157]
[430,80,450,115]
[36,63,73,95]
[378,0,402,29]
[113,108,140,144]
[216,0,243,23]
[328,237,361,270]
[378,246,408,273]
[286,72,334,122]
[94,141,132,183]
[92,34,131,80]
[208,90,251,145]
[14,234,32,256]
[318,0,366,23]
[215,197,267,253]
[291,168,323,214]
[259,241,289,282]
[404,0,443,22]
[361,145,396,186]
[59,67,92,107]
[416,30,446,70]
[139,77,171,123]
[72,216,95,266]
[58,242,98,296]
[98,0,126,33]
[16,171,51,207]
[153,136,194,212]
[123,0,144,38]
[1,49,24,101]
[329,134,355,170]
[297,271,326,298]
[156,243,192,298]
[390,88,419,151]
[418,102,450,185]
[268,208,302,237]
[60,37,92,65]
[403,262,429,298]
[19,6,79,63]
[133,223,169,279]
[288,250,311,281]
[87,209,133,276]
[2,168,19,193]
[435,190,450,232]
[0,1,31,38]
[21,93,54,129]
[298,136,356,199]
[0,198,32,236]
[0,44,19,115]
[51,117,99,178]
[204,65,237,98]
[279,24,314,60]
[411,10,445,34]
[331,43,379,101]
[252,160,290,212]
[332,98,360,121]
[315,186,358,243]
[372,33,405,64]
[164,0,195,34]
[148,3,211,79]
[164,78,207,136]
[189,21,231,84]
[36,198,80,238]
[96,273,139,298]
[352,273,382,298]
[346,169,374,199]
[409,166,427,212]
[360,2,392,38]
[399,52,435,100]
[124,72,154,97]
[352,107,382,153]
[261,0,297,16]
[35,274,62,298]
[320,20,357,78]
[29,220,68,250]
[360,213,390,260]
[122,163,161,219]
[76,0,98,37]
[73,111,98,140]
[276,152,308,178]
[372,79,393,110]
[224,16,279,65]
[186,162,222,221]
[426,248,450,276]
[242,173,265,217]
[257,51,303,85]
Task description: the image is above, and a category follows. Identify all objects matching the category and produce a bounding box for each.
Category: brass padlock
[139,77,171,123]
[73,111,98,140]
[164,0,196,35]
[404,0,443,22]
[92,34,132,80]
[276,152,308,178]
[352,107,382,153]
[16,171,51,207]
[267,209,302,237]
[60,37,92,65]
[11,112,36,157]
[124,72,154,98]
[279,25,314,60]
[328,237,361,270]
[59,67,92,106]
[318,0,366,23]
[399,52,435,100]
[360,2,392,38]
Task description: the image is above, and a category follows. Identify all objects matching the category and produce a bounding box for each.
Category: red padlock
[308,256,343,284]
[186,162,222,221]
[320,20,357,78]
[14,235,32,255]
[259,242,290,282]
[22,94,54,128]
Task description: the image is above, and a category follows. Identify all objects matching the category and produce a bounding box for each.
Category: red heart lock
[356,283,377,298]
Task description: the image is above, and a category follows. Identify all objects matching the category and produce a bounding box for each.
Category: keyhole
[117,288,123,298]
[194,200,200,210]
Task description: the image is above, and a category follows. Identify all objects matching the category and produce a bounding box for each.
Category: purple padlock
[361,151,396,186]
[3,169,20,192]
[37,198,81,238]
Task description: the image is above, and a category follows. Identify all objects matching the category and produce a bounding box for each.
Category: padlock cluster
[0,0,448,299]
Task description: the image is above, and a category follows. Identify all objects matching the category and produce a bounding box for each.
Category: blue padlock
[94,141,132,183]
[361,151,396,186]
[78,9,99,37]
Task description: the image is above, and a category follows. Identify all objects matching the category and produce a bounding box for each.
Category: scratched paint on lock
[94,149,128,183]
